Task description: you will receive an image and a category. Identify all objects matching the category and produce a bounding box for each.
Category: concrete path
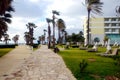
[0,45,76,80]
[0,45,32,80]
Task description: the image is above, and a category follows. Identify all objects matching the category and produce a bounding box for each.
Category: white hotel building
[83,17,120,45]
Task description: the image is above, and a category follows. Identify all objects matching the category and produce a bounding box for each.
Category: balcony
[105,31,119,34]
[104,26,120,29]
[104,21,120,23]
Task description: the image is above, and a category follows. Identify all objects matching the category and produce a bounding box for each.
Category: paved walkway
[0,45,33,80]
[0,45,76,80]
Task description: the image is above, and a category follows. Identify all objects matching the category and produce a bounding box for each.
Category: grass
[0,48,13,57]
[58,47,120,80]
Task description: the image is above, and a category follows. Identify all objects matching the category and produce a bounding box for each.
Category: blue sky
[6,0,120,43]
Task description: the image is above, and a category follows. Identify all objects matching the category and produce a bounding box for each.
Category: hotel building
[83,17,120,45]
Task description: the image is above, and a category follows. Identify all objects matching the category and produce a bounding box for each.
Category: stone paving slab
[2,45,76,80]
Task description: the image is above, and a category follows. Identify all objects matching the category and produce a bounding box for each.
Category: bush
[65,45,69,49]
[0,44,16,48]
[54,47,59,53]
[33,44,39,48]
[112,55,120,66]
[71,45,79,48]
[79,59,88,73]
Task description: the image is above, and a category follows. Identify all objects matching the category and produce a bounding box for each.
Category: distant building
[83,17,120,45]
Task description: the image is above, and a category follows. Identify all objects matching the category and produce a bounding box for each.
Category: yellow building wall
[90,18,104,22]
[91,28,104,34]
[90,17,104,34]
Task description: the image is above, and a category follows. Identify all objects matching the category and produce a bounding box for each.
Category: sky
[6,0,120,43]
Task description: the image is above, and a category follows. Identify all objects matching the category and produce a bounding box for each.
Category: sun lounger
[87,48,98,52]
[80,46,88,50]
[87,45,98,52]
[96,48,118,56]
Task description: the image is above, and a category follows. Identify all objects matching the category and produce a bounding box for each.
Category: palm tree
[46,18,52,48]
[0,0,14,39]
[84,0,103,45]
[43,29,47,44]
[56,19,66,44]
[3,33,10,45]
[24,32,30,45]
[26,22,37,45]
[0,19,8,39]
[52,10,60,48]
[12,35,19,45]
[61,29,66,44]
[0,0,14,15]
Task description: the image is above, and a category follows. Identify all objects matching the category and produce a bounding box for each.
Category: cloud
[6,0,119,44]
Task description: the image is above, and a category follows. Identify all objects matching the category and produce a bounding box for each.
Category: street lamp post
[52,10,60,48]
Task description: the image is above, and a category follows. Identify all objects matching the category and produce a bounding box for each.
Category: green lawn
[0,48,13,57]
[58,47,120,80]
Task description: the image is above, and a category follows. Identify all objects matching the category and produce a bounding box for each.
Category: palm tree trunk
[58,28,61,44]
[48,25,51,48]
[87,10,90,46]
[53,15,55,48]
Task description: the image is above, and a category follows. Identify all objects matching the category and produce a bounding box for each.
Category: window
[105,23,109,26]
[111,18,116,21]
[104,18,109,21]
[112,29,116,32]
[118,18,120,21]
[105,29,109,32]
[111,23,116,26]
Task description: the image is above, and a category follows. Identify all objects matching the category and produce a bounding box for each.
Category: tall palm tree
[26,23,37,45]
[46,18,52,48]
[57,19,66,44]
[0,0,14,15]
[52,10,60,48]
[0,0,14,39]
[84,0,103,45]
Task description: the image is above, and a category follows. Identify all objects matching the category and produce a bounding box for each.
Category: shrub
[54,47,59,53]
[33,44,39,48]
[0,45,16,48]
[65,45,69,49]
[71,45,79,48]
[112,55,120,66]
[79,59,88,73]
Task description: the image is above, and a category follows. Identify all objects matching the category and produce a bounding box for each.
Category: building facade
[83,17,120,45]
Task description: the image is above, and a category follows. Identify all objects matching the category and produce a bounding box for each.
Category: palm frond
[86,0,103,16]
[7,6,15,12]
[4,18,12,24]
[46,18,53,23]
[57,19,66,30]
[52,10,60,15]
[4,13,12,18]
